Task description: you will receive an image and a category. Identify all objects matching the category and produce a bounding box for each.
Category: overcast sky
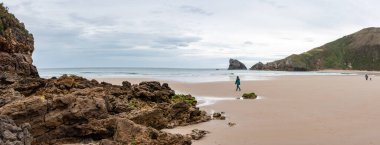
[3,0,380,68]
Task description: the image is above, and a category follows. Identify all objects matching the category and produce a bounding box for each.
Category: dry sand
[96,75,380,145]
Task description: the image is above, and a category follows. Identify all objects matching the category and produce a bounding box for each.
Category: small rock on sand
[188,129,210,140]
[212,112,226,120]
[228,122,236,127]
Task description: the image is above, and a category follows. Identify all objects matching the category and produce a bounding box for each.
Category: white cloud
[2,0,380,68]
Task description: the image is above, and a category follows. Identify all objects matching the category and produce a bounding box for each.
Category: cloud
[180,5,213,16]
[257,0,286,8]
[243,41,253,45]
[2,0,380,68]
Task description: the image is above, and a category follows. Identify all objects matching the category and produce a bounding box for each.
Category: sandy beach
[96,74,380,145]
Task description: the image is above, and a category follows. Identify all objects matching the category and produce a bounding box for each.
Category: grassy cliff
[255,27,380,71]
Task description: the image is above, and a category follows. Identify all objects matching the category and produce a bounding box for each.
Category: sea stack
[0,4,39,82]
[228,58,247,70]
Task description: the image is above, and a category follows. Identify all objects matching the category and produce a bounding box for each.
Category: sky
[3,0,380,68]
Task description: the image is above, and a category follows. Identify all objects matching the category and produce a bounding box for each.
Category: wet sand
[96,75,380,145]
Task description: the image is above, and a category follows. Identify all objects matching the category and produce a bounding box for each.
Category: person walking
[365,74,369,81]
[235,76,241,91]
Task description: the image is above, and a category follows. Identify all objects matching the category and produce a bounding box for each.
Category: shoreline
[96,74,380,145]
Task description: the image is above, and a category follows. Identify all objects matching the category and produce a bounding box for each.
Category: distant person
[235,76,241,91]
[365,74,369,80]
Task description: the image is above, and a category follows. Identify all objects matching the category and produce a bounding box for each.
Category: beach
[96,74,380,145]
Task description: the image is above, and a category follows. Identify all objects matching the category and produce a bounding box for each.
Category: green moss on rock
[242,92,257,99]
[171,94,197,106]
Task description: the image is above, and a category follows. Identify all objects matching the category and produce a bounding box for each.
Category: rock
[0,115,33,145]
[188,129,209,140]
[2,130,17,141]
[0,3,210,145]
[228,59,247,70]
[99,139,118,145]
[213,112,221,118]
[212,112,226,120]
[112,118,191,145]
[242,92,257,99]
[228,122,236,127]
[250,62,265,70]
[0,4,39,81]
[0,75,209,144]
[121,81,131,88]
[171,94,197,106]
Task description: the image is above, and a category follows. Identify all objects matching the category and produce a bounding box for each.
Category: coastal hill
[0,4,210,145]
[251,27,380,71]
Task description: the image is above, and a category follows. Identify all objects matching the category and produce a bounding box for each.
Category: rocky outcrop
[228,59,247,70]
[251,27,380,71]
[0,75,210,144]
[0,115,33,145]
[0,4,39,81]
[250,62,264,70]
[0,4,211,144]
[250,56,310,71]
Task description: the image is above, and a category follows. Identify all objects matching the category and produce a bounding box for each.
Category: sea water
[38,67,356,83]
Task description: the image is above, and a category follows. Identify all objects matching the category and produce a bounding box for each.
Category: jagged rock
[0,75,210,144]
[0,115,33,145]
[228,59,247,70]
[250,62,265,70]
[188,129,209,140]
[113,118,191,145]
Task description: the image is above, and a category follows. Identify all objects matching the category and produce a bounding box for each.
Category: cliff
[251,27,380,71]
[0,3,38,81]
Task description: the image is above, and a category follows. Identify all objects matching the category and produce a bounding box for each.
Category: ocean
[38,67,356,83]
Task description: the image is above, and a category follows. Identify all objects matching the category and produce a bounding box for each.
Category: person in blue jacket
[235,76,241,91]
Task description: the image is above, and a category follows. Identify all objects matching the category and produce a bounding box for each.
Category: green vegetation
[131,139,137,145]
[269,27,380,71]
[242,92,257,99]
[128,99,139,109]
[0,3,31,35]
[171,94,197,106]
[0,22,4,33]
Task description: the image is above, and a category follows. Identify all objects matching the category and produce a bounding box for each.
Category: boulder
[228,59,247,70]
[212,112,226,120]
[242,92,258,99]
